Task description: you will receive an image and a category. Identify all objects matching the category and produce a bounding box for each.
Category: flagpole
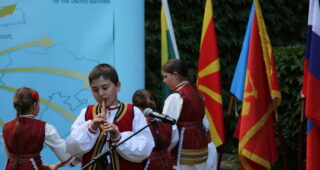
[297,97,305,170]
[217,94,235,170]
[161,0,180,59]
[272,100,289,170]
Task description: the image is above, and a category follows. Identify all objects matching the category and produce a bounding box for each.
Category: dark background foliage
[145,0,309,169]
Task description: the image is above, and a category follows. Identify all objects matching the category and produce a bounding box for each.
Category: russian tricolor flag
[303,0,320,169]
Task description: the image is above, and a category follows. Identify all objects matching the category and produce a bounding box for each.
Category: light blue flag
[230,4,255,101]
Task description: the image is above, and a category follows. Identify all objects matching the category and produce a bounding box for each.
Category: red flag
[196,0,224,147]
[236,0,281,169]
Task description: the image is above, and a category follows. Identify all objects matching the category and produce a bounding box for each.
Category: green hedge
[272,45,306,169]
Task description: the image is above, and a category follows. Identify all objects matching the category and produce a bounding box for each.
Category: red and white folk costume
[163,81,216,170]
[66,103,154,170]
[1,115,75,170]
[144,118,178,170]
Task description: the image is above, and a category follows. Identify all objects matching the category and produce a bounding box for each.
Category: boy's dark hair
[89,64,119,85]
[13,87,38,116]
[162,59,188,80]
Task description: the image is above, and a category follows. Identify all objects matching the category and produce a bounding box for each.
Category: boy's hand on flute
[90,113,107,131]
[90,99,107,131]
[104,122,120,140]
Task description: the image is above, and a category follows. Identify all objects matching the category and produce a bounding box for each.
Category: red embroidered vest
[81,103,143,170]
[3,117,46,169]
[171,82,208,165]
[147,118,173,170]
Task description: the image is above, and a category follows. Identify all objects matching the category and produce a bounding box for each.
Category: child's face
[90,76,120,107]
[162,71,179,90]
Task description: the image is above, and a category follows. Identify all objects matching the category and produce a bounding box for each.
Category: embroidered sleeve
[65,108,100,157]
[45,123,76,167]
[162,93,183,121]
[168,124,179,151]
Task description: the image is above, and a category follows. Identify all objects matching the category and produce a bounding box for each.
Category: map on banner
[0,0,114,168]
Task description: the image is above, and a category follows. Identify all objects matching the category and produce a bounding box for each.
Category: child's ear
[116,82,121,92]
[33,102,37,109]
[173,72,180,80]
[31,102,38,114]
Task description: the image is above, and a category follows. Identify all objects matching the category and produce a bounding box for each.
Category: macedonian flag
[196,0,224,147]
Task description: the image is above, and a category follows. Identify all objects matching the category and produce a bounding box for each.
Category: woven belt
[177,121,203,129]
[9,153,40,160]
[150,151,170,160]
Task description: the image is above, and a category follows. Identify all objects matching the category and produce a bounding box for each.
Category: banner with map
[0,0,144,168]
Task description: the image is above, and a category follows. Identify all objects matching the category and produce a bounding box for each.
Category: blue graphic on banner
[0,0,144,169]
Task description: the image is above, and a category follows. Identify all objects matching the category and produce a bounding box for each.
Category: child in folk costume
[161,59,217,170]
[66,64,154,170]
[1,87,75,170]
[132,89,178,170]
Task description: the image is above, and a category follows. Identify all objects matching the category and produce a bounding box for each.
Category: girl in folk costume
[132,89,178,170]
[161,59,217,170]
[1,87,75,170]
[66,64,154,170]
